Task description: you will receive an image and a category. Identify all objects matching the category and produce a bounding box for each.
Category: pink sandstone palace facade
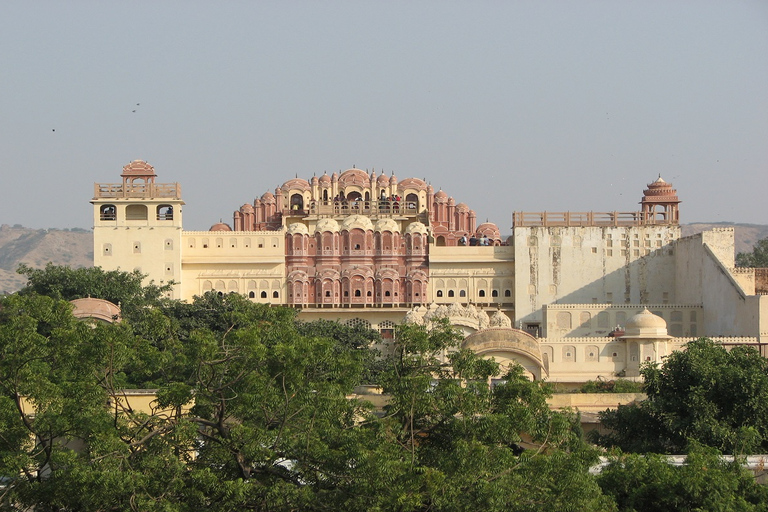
[92,161,767,384]
[213,168,504,308]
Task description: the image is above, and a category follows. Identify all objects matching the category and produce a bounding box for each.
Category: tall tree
[592,338,768,454]
[368,319,615,511]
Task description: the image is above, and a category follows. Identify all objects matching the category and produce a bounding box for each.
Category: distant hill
[0,223,765,295]
[0,224,93,294]
[681,222,768,255]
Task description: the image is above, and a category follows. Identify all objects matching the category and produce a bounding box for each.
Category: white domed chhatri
[622,309,670,338]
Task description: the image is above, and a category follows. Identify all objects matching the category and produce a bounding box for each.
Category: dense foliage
[592,338,768,454]
[597,446,768,511]
[2,266,766,510]
[579,379,644,394]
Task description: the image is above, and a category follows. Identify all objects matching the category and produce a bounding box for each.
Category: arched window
[479,290,486,297]
[290,193,304,211]
[273,291,279,298]
[504,289,511,297]
[492,290,499,297]
[260,291,267,299]
[354,290,362,297]
[156,204,174,220]
[437,290,443,297]
[448,290,455,298]
[126,204,148,220]
[405,193,418,210]
[100,204,117,221]
[248,291,255,298]
[459,290,466,297]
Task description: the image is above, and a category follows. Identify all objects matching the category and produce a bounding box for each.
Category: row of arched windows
[435,289,512,298]
[286,231,425,255]
[99,204,175,221]
[540,344,624,364]
[287,274,427,305]
[201,279,281,300]
[187,237,280,249]
[433,278,513,301]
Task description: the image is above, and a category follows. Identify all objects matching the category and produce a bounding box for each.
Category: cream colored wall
[93,199,184,299]
[544,303,704,338]
[538,336,693,384]
[427,245,514,308]
[513,225,680,328]
[674,230,761,338]
[180,231,285,303]
[21,390,193,417]
[758,295,768,345]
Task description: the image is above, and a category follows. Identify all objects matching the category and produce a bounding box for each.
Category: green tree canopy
[592,338,768,454]
[0,275,616,511]
[736,236,768,267]
[597,446,768,512]
[16,263,173,320]
[10,266,766,510]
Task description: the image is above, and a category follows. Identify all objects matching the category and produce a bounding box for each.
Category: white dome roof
[374,218,399,233]
[315,218,340,233]
[405,221,428,235]
[623,309,670,338]
[286,222,309,235]
[341,214,374,231]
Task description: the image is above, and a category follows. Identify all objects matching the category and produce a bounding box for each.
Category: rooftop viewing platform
[93,182,182,200]
[287,199,423,220]
[513,211,678,227]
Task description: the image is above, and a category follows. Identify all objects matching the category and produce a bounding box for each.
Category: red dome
[210,222,232,232]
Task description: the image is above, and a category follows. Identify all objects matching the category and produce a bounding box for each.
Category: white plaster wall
[673,229,761,337]
[93,200,184,299]
[514,226,679,329]
[428,245,514,306]
[181,231,285,302]
[544,304,703,338]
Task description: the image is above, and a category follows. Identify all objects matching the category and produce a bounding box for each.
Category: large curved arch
[462,328,546,380]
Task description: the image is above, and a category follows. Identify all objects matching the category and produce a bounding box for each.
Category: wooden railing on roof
[512,211,677,227]
[288,200,421,219]
[94,182,182,199]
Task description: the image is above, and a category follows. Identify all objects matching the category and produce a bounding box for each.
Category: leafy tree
[16,263,173,319]
[295,318,389,384]
[592,338,768,454]
[368,319,615,512]
[597,446,768,511]
[0,293,136,509]
[736,236,768,267]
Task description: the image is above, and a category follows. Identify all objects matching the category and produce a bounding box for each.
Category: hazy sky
[1,1,766,231]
